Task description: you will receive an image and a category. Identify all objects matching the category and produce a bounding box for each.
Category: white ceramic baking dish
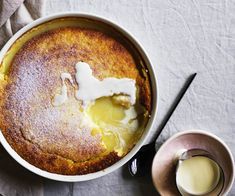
[0,12,158,181]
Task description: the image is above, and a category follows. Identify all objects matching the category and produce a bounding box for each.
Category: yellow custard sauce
[87,97,146,156]
[176,156,221,195]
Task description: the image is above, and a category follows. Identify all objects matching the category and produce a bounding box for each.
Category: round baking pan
[0,12,158,181]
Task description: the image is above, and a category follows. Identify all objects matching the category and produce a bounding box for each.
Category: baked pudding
[0,18,152,175]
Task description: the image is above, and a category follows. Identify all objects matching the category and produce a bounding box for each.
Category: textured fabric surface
[0,0,44,48]
[0,0,235,195]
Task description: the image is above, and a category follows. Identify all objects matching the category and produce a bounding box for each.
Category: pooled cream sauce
[52,62,140,155]
[75,62,136,107]
[53,61,136,107]
[176,156,221,195]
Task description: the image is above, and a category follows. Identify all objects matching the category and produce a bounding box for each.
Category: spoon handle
[152,73,197,143]
[128,73,197,177]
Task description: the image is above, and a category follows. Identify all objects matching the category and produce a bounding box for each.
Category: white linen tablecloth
[0,0,234,195]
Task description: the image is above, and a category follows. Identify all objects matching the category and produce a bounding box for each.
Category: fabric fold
[0,0,44,50]
[0,0,24,28]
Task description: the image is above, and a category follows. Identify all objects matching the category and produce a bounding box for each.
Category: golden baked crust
[0,26,151,175]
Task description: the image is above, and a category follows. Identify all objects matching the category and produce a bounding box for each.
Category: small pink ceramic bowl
[151,130,234,195]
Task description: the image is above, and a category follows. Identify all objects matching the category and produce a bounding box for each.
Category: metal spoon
[128,73,197,176]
